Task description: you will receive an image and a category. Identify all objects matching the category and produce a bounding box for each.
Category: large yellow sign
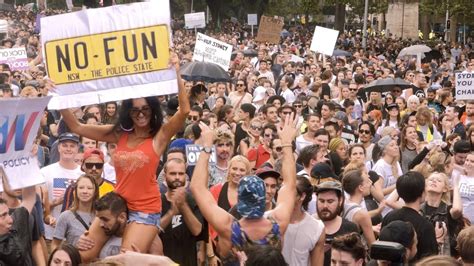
[44,25,169,84]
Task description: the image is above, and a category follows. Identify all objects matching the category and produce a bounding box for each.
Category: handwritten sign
[455,72,474,100]
[310,26,339,56]
[256,15,284,44]
[185,144,216,166]
[185,12,206,29]
[193,33,232,71]
[0,48,29,71]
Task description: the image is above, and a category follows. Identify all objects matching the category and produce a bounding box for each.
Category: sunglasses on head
[84,162,104,169]
[129,106,152,118]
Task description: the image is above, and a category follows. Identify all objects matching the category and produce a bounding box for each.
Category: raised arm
[450,174,463,219]
[154,53,191,155]
[271,113,298,234]
[59,108,117,143]
[190,122,232,237]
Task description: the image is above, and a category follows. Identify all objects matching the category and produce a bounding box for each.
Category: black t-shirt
[0,207,33,266]
[234,123,249,154]
[411,85,426,99]
[382,207,438,262]
[321,83,331,99]
[160,192,207,266]
[323,218,359,266]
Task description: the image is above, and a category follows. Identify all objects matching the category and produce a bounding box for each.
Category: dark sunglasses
[281,111,293,115]
[359,129,371,135]
[189,115,199,121]
[14,75,21,78]
[349,88,358,91]
[293,105,302,108]
[250,125,262,131]
[129,106,152,118]
[236,83,245,87]
[84,162,104,169]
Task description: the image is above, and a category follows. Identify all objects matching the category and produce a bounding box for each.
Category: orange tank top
[113,133,161,213]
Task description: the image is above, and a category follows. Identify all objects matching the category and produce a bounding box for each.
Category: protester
[48,243,82,266]
[58,54,190,261]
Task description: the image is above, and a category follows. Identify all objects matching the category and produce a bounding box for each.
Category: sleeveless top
[113,133,161,213]
[222,217,281,265]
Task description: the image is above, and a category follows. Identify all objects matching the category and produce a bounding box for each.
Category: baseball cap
[236,175,266,219]
[315,180,343,194]
[453,140,471,154]
[386,103,399,110]
[255,167,280,180]
[58,133,79,143]
[311,163,338,182]
[379,221,415,248]
[253,86,267,103]
[333,111,348,124]
[83,148,105,162]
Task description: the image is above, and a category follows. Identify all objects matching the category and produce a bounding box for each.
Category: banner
[185,144,216,166]
[255,16,284,44]
[184,12,206,29]
[310,26,339,56]
[455,72,474,100]
[0,97,51,191]
[0,48,29,71]
[193,33,232,71]
[248,14,258,26]
[41,2,177,110]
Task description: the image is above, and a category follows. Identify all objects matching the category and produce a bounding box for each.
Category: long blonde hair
[226,155,251,182]
[69,174,100,213]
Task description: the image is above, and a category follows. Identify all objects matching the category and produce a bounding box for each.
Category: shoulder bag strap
[72,211,90,230]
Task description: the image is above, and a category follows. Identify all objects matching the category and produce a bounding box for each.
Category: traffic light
[447,19,451,30]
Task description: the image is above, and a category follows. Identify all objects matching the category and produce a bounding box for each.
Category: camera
[370,241,405,265]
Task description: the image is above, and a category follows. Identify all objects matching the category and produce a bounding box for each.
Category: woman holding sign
[59,53,190,262]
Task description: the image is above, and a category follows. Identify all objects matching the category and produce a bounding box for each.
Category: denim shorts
[128,211,161,230]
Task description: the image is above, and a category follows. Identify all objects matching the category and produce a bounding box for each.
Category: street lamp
[362,0,368,49]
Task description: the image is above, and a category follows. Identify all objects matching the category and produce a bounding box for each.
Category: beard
[103,221,121,236]
[167,179,185,190]
[317,206,340,221]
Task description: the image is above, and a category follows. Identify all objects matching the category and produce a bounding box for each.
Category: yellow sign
[44,25,170,84]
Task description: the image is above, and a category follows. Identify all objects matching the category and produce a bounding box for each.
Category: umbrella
[231,48,258,60]
[364,78,412,93]
[398,44,431,57]
[422,50,442,63]
[332,49,352,57]
[180,61,231,83]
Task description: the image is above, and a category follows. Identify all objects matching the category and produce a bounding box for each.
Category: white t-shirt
[372,158,402,217]
[458,175,474,223]
[280,88,296,104]
[282,212,324,266]
[41,162,83,240]
[295,135,314,155]
[103,162,116,184]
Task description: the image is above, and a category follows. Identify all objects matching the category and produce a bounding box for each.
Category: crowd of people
[2,3,474,266]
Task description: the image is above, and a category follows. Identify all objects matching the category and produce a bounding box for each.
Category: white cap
[253,86,267,102]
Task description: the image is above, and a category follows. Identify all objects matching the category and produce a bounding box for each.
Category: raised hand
[277,112,298,145]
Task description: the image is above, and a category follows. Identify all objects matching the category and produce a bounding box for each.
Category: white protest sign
[455,72,474,100]
[0,19,7,34]
[186,144,216,166]
[0,47,29,71]
[193,33,232,71]
[310,26,339,56]
[248,14,258,26]
[0,97,51,191]
[185,12,206,29]
[41,2,177,110]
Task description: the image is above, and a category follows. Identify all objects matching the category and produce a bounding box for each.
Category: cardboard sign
[310,26,339,56]
[193,33,232,71]
[256,15,284,44]
[248,14,258,26]
[41,2,177,109]
[0,48,29,71]
[0,97,51,191]
[185,12,206,29]
[186,144,216,166]
[455,72,474,100]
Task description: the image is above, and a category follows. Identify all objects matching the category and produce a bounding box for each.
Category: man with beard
[159,158,205,266]
[314,181,358,266]
[208,130,234,186]
[463,100,474,126]
[295,114,322,155]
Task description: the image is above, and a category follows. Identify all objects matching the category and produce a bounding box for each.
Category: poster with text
[0,48,29,71]
[0,97,51,191]
[41,2,177,109]
[255,16,284,44]
[193,33,232,71]
[455,72,474,100]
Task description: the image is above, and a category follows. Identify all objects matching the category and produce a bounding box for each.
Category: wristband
[207,254,216,258]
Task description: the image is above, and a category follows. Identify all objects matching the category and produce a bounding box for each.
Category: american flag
[52,178,75,199]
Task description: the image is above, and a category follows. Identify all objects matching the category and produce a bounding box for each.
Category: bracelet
[207,254,216,258]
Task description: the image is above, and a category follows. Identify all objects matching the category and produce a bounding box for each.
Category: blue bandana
[237,175,266,219]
